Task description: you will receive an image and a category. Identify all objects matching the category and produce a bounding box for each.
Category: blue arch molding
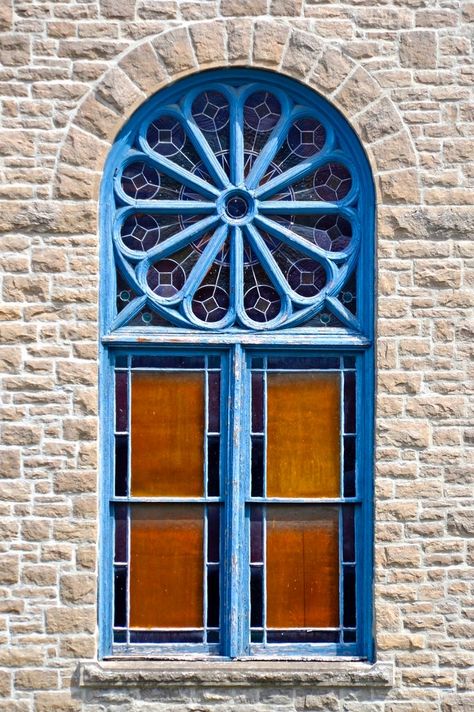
[99,69,375,661]
[100,68,375,337]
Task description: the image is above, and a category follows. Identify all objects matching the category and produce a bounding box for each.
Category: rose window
[110,71,364,331]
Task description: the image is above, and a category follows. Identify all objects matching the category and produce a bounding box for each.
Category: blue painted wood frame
[98,68,375,661]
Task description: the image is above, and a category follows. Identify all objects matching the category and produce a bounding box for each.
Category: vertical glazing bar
[262,357,268,644]
[339,365,345,642]
[359,349,374,660]
[204,356,209,643]
[230,95,244,186]
[222,344,248,657]
[204,504,208,644]
[126,358,131,644]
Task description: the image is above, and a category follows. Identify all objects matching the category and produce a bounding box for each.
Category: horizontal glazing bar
[246,498,362,504]
[104,331,372,348]
[111,497,223,503]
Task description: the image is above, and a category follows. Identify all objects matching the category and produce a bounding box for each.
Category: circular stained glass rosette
[111,73,362,331]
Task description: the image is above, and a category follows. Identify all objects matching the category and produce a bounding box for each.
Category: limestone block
[60,574,96,604]
[400,30,437,69]
[15,670,57,691]
[57,165,98,200]
[355,97,403,144]
[447,511,474,537]
[378,420,430,448]
[253,20,289,66]
[190,21,226,66]
[3,275,49,302]
[334,67,380,116]
[75,94,122,140]
[100,0,136,18]
[0,34,30,66]
[310,47,354,95]
[137,0,178,19]
[414,260,462,289]
[379,170,420,204]
[96,67,145,115]
[152,28,196,75]
[226,19,252,61]
[60,127,108,170]
[0,0,12,31]
[32,249,67,273]
[221,0,267,15]
[270,0,303,16]
[0,556,19,584]
[281,29,322,78]
[373,132,417,172]
[35,692,81,712]
[58,39,127,61]
[119,42,167,95]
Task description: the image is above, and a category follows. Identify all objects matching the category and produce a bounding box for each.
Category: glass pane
[251,372,264,433]
[129,505,203,629]
[115,371,128,432]
[250,565,264,628]
[343,564,356,628]
[208,371,221,434]
[266,372,341,498]
[207,436,220,497]
[114,435,128,497]
[251,436,264,497]
[267,630,339,643]
[131,371,205,496]
[114,505,127,563]
[344,435,356,498]
[266,506,339,629]
[344,371,356,434]
[114,566,127,628]
[207,564,220,628]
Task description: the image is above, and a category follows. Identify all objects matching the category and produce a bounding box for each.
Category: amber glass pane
[130,505,203,628]
[266,506,339,628]
[131,371,204,496]
[267,372,340,497]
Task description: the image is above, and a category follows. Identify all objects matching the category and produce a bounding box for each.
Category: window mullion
[222,343,249,658]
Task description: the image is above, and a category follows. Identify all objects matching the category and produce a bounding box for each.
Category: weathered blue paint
[99,68,375,661]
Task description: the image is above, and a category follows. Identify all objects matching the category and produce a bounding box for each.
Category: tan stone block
[253,20,289,66]
[53,520,96,543]
[355,97,403,144]
[15,669,57,691]
[281,29,321,78]
[221,0,267,15]
[23,565,57,587]
[2,424,41,445]
[73,495,97,519]
[0,34,30,66]
[76,546,97,570]
[378,372,421,395]
[137,0,177,18]
[448,510,474,537]
[0,347,22,376]
[47,21,75,38]
[462,3,474,21]
[60,574,95,604]
[119,42,167,95]
[60,127,108,171]
[400,30,437,69]
[35,692,81,712]
[32,248,67,273]
[57,164,98,200]
[379,170,420,205]
[54,471,97,494]
[0,448,21,478]
[305,693,339,710]
[100,0,136,19]
[379,420,430,448]
[152,28,196,76]
[45,607,95,634]
[407,396,465,419]
[0,648,43,667]
[0,0,12,31]
[63,417,97,441]
[270,0,302,16]
[190,21,226,66]
[384,544,422,567]
[0,556,19,584]
[0,130,35,158]
[0,670,11,697]
[22,519,51,541]
[444,139,472,163]
[334,67,380,116]
[226,19,252,61]
[3,275,49,302]
[75,94,121,141]
[58,39,127,61]
[60,636,96,658]
[310,48,354,93]
[96,67,145,117]
[414,260,461,289]
[56,361,97,387]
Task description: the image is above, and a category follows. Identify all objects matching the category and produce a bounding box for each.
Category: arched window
[99,69,375,659]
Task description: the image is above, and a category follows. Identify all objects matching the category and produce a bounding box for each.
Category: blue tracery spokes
[112,76,362,331]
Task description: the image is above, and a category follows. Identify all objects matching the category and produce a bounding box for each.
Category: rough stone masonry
[0,0,473,710]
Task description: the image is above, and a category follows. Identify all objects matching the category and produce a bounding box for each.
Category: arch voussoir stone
[56,18,417,203]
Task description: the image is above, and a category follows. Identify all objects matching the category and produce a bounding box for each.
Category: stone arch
[55,19,418,207]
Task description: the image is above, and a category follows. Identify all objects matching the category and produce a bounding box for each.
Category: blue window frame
[99,69,375,660]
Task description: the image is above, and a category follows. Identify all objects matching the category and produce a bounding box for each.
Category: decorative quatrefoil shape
[109,70,369,331]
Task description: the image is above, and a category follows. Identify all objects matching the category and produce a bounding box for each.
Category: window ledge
[79,659,394,689]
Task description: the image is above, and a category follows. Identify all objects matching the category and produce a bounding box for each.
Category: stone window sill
[79,659,394,688]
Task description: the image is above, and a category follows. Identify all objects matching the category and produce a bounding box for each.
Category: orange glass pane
[267,372,340,498]
[130,505,203,628]
[266,506,339,628]
[131,371,204,496]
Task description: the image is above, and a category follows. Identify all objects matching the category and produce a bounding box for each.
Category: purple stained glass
[342,508,355,563]
[244,283,281,322]
[250,565,264,628]
[121,213,161,252]
[344,371,356,434]
[115,371,128,432]
[251,371,264,433]
[250,506,264,563]
[287,117,326,158]
[207,564,220,627]
[313,163,352,202]
[192,284,230,323]
[114,505,128,563]
[244,92,281,132]
[146,259,186,298]
[251,436,264,497]
[121,162,160,200]
[207,436,220,497]
[192,91,229,133]
[208,371,221,433]
[287,258,327,297]
[343,565,356,627]
[147,115,186,156]
[207,505,220,563]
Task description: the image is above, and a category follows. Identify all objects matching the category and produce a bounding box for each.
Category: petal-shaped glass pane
[243,91,282,177]
[282,162,352,202]
[269,117,326,176]
[146,115,213,180]
[273,214,353,254]
[243,244,282,323]
[121,162,161,200]
[146,241,203,298]
[192,90,230,177]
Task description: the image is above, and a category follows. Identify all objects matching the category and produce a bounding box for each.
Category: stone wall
[0,0,473,710]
